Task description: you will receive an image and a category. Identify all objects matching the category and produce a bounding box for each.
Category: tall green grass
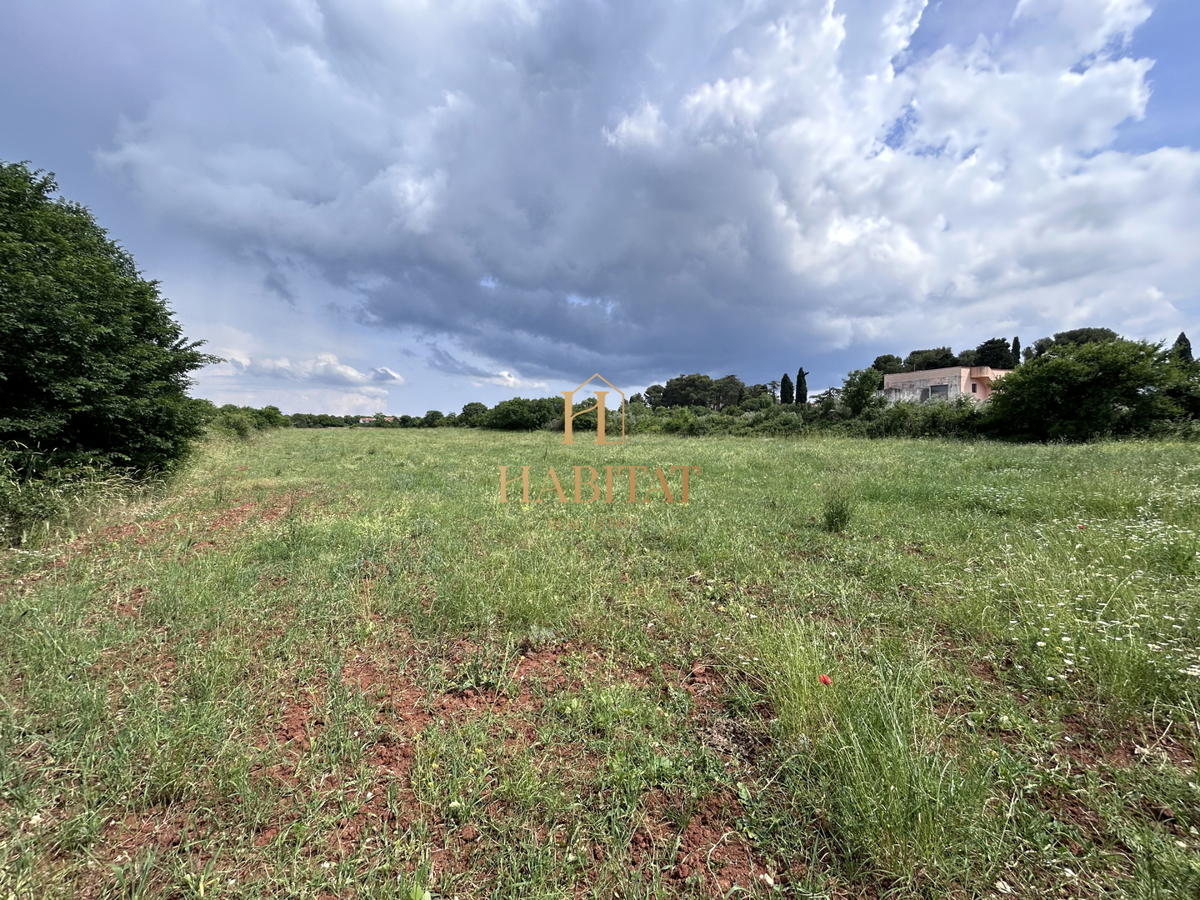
[2,430,1198,898]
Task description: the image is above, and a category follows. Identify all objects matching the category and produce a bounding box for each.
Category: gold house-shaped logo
[561,374,626,445]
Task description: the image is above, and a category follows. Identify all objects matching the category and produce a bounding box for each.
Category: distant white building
[882,366,1011,403]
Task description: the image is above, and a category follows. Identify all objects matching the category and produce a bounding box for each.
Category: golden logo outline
[561,373,626,445]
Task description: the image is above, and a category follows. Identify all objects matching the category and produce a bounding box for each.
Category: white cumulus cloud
[226,353,403,387]
[72,0,1199,383]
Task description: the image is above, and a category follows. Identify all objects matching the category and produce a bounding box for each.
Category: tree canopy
[652,373,746,410]
[1172,332,1193,365]
[973,337,1018,369]
[904,347,959,371]
[459,402,489,426]
[870,354,905,375]
[840,368,884,417]
[987,338,1185,441]
[483,397,559,430]
[0,162,215,475]
[1023,327,1119,361]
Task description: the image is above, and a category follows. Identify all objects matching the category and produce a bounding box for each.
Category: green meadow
[2,429,1199,899]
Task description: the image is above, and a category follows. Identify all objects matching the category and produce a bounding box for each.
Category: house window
[930,384,949,398]
[971,383,978,394]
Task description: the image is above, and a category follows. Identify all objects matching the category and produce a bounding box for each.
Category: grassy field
[2,429,1199,899]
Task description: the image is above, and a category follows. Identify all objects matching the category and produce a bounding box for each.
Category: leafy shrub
[202,403,290,439]
[746,406,805,436]
[985,339,1186,441]
[1145,419,1200,442]
[0,161,216,476]
[847,397,984,438]
[483,397,560,430]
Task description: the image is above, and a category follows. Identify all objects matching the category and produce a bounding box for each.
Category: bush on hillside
[1,162,216,476]
[483,397,560,430]
[200,403,290,438]
[985,339,1188,441]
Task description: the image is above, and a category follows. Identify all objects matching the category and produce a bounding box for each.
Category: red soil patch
[89,644,177,691]
[342,653,432,781]
[429,642,607,718]
[1055,713,1196,773]
[256,573,289,592]
[326,789,401,859]
[114,585,150,618]
[1037,786,1119,854]
[246,642,748,882]
[74,806,201,900]
[510,645,593,696]
[57,490,316,564]
[92,514,185,548]
[630,790,786,895]
[102,808,190,856]
[677,660,724,701]
[275,692,325,753]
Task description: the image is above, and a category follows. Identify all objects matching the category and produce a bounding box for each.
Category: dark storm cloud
[425,346,493,379]
[17,0,1191,389]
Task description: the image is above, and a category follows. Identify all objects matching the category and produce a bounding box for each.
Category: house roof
[883,366,1012,388]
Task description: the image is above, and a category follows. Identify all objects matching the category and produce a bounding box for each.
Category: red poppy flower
[819,674,832,685]
[1077,525,1086,530]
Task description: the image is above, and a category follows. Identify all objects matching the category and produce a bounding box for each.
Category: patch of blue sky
[903,1,1199,153]
[1111,0,1200,152]
[883,106,918,150]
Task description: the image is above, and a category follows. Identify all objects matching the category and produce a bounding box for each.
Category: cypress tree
[780,373,794,405]
[796,368,808,406]
[1173,332,1193,364]
[1011,336,1021,366]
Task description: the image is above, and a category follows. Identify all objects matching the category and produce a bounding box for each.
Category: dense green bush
[483,397,560,430]
[201,403,290,438]
[633,403,803,437]
[1,161,215,476]
[842,397,985,438]
[458,402,489,427]
[290,413,351,428]
[840,368,885,417]
[985,339,1193,441]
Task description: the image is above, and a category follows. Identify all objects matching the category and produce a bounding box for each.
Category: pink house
[882,366,1011,403]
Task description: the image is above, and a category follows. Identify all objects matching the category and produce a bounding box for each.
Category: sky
[3,0,1198,414]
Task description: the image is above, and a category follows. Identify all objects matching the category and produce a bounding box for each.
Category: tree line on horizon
[278,327,1197,444]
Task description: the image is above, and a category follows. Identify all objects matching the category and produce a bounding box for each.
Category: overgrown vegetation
[0,162,215,476]
[1,430,1197,898]
[0,161,227,546]
[0,449,144,547]
[199,403,291,439]
[309,330,1198,448]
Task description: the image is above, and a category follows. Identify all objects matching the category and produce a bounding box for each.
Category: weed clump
[0,450,142,546]
[820,480,855,532]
